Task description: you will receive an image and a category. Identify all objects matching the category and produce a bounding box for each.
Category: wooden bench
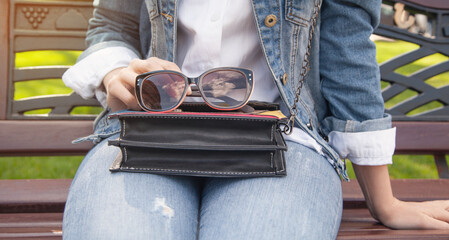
[1,0,448,239]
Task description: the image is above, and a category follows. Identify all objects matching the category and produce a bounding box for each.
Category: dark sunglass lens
[201,70,249,109]
[140,73,186,110]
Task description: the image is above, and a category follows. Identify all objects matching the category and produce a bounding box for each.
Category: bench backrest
[1,0,448,176]
[0,0,98,155]
[2,0,100,120]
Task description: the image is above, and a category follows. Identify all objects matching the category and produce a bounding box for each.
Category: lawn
[1,40,448,179]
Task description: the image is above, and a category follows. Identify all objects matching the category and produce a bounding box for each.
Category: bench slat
[13,67,69,82]
[0,180,70,213]
[2,179,448,213]
[337,230,449,240]
[393,122,449,154]
[0,233,61,239]
[0,213,62,240]
[0,120,94,156]
[14,35,86,52]
[1,121,448,156]
[12,93,100,116]
[342,179,449,209]
[403,0,449,10]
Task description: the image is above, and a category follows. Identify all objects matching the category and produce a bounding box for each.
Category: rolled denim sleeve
[319,0,395,165]
[82,0,143,60]
[62,0,144,105]
[326,118,396,165]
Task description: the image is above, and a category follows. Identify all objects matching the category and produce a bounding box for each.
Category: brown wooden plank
[0,120,94,156]
[1,179,447,214]
[341,208,378,223]
[12,93,100,117]
[0,233,61,239]
[338,230,449,240]
[0,213,62,240]
[0,180,447,239]
[13,67,69,82]
[393,122,449,154]
[342,179,449,209]
[1,228,61,234]
[14,35,87,52]
[403,0,449,10]
[0,0,9,120]
[1,121,448,156]
[0,213,62,228]
[340,209,449,239]
[0,180,71,213]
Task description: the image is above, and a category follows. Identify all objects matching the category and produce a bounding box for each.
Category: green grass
[2,40,448,179]
[0,156,83,179]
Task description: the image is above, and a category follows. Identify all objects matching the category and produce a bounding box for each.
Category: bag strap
[283,0,322,135]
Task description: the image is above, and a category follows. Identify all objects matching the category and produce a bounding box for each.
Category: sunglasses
[135,67,254,112]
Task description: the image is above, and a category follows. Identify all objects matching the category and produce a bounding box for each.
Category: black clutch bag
[108,102,288,177]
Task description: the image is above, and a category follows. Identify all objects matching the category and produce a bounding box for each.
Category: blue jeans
[63,114,343,240]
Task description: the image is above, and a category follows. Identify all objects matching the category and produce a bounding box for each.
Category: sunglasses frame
[135,67,254,112]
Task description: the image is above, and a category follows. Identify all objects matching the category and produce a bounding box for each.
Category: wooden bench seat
[1,179,449,239]
[1,0,449,239]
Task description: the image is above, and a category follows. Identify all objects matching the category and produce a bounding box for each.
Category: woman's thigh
[198,141,343,240]
[63,134,202,240]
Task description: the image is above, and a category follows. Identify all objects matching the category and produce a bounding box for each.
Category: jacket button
[282,73,287,85]
[264,14,277,27]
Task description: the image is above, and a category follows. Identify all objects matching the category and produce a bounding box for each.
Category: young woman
[62,0,449,239]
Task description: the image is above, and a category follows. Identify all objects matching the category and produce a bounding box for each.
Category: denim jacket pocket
[284,0,313,27]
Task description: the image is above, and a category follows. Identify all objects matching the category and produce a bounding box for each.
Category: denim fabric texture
[63,134,343,239]
[79,0,389,179]
[72,109,121,144]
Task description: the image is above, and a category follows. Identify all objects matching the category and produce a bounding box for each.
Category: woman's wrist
[352,164,396,221]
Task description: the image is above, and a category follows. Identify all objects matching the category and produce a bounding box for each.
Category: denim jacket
[73,0,393,179]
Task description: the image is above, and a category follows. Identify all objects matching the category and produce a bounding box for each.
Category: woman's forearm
[352,164,449,229]
[352,164,396,221]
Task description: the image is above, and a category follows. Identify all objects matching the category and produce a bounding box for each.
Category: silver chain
[283,0,322,135]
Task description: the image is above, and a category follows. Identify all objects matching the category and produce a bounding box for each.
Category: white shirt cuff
[62,46,139,107]
[328,127,396,166]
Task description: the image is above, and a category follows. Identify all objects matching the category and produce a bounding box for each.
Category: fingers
[432,200,449,224]
[379,199,449,230]
[139,58,185,99]
[419,215,449,230]
[106,77,140,112]
[130,57,181,74]
[408,200,449,229]
[437,211,449,226]
[186,85,192,95]
[103,57,182,111]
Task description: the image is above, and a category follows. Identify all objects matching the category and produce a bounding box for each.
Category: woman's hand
[352,164,449,230]
[102,57,182,112]
[378,198,449,230]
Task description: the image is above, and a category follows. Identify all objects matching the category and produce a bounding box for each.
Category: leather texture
[108,103,288,177]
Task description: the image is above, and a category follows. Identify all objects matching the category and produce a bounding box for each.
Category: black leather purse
[108,102,288,177]
[107,1,322,178]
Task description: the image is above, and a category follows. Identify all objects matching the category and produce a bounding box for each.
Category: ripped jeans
[63,110,343,240]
